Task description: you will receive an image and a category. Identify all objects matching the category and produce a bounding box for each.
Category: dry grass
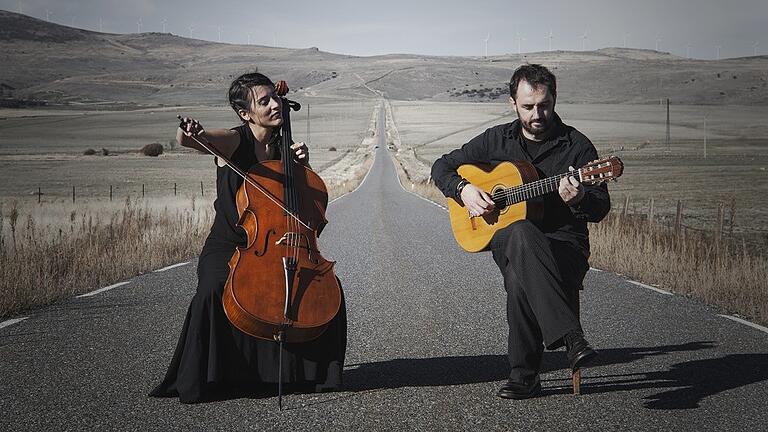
[0,197,213,318]
[590,213,768,325]
[0,170,371,318]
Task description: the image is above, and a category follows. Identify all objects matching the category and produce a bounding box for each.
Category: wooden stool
[571,288,582,395]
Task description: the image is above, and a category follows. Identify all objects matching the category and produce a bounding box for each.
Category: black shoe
[565,331,598,371]
[497,375,541,400]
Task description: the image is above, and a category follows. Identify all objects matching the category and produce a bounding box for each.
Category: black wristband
[455,179,469,199]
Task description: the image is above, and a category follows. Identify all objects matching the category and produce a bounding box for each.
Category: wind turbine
[581,31,588,51]
[17,1,22,14]
[547,30,553,51]
[45,10,51,21]
[515,31,526,55]
[137,17,142,33]
[715,44,721,60]
[686,43,691,58]
[189,24,194,39]
[247,32,251,45]
[655,33,662,52]
[162,18,168,33]
[623,32,629,48]
[754,41,759,56]
[70,16,76,27]
[484,33,490,57]
[218,25,223,42]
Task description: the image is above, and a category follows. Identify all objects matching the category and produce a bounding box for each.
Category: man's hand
[460,183,495,217]
[291,141,309,164]
[559,167,585,205]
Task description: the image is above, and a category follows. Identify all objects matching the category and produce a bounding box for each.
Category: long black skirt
[149,247,347,403]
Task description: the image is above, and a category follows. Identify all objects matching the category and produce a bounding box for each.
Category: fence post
[622,195,630,218]
[38,187,41,203]
[200,181,204,197]
[72,186,75,204]
[674,200,683,235]
[110,185,113,201]
[648,198,654,227]
[142,184,145,198]
[716,202,725,248]
[174,183,177,196]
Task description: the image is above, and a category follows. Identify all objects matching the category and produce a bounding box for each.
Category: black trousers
[490,220,589,382]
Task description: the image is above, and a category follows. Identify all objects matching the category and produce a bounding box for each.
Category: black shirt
[430,113,611,257]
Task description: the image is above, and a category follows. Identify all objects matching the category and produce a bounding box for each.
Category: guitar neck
[493,170,578,206]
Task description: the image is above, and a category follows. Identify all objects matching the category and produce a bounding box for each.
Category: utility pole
[703,116,708,159]
[666,98,671,152]
[306,104,311,148]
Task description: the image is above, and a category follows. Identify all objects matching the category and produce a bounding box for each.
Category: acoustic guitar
[447,156,623,252]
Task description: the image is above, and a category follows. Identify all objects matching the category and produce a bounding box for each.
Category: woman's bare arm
[177,117,240,159]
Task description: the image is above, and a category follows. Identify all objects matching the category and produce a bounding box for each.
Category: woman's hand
[178,116,205,137]
[291,141,309,165]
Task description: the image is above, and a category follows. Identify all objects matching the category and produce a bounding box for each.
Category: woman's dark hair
[508,64,557,101]
[228,72,275,122]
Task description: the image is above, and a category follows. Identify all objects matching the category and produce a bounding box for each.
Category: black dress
[149,124,347,403]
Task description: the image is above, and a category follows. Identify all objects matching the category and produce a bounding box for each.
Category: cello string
[186,132,312,231]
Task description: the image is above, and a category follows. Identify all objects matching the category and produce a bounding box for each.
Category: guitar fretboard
[491,170,578,206]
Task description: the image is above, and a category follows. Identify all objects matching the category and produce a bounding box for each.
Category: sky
[2,0,766,59]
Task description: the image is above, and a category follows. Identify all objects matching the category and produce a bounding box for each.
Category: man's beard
[520,116,551,139]
[514,106,553,140]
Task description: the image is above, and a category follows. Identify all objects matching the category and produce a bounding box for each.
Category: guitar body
[448,161,542,252]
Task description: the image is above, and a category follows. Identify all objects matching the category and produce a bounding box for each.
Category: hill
[1,10,767,107]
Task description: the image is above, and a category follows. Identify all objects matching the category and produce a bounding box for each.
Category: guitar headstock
[580,156,624,185]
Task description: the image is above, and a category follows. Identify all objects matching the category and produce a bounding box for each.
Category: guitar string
[491,166,617,205]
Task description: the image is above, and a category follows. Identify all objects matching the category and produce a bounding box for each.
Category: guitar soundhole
[491,185,509,214]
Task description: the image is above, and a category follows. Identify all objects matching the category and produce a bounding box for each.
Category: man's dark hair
[508,64,557,101]
[228,72,274,122]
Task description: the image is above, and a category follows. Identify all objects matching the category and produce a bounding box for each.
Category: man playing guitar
[431,64,611,399]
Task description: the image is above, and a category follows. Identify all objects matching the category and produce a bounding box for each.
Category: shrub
[141,143,164,157]
[83,148,96,155]
[101,148,110,156]
[328,146,337,152]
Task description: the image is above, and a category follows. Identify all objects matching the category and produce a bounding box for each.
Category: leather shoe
[565,331,598,371]
[497,375,541,400]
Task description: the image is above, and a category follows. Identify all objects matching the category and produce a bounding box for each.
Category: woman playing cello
[149,72,347,404]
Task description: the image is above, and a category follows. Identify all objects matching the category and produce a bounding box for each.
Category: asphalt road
[2,108,767,431]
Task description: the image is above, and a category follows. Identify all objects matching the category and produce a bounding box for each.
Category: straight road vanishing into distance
[1,108,767,431]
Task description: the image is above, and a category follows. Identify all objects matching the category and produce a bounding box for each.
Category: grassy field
[0,98,378,203]
[390,101,768,246]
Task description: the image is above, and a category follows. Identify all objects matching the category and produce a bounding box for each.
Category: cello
[178,80,341,408]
